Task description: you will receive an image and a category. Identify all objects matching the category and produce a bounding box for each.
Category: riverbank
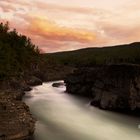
[0,65,74,140]
[0,90,35,140]
[0,76,43,140]
[65,64,140,112]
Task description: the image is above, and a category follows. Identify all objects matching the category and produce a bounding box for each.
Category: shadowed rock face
[65,65,140,111]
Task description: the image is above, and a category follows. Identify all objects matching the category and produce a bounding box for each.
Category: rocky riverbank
[65,64,140,111]
[0,76,43,140]
[0,64,75,140]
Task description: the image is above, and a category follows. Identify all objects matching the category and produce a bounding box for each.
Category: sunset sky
[0,0,140,52]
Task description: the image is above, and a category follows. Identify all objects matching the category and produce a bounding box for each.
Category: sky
[0,0,140,52]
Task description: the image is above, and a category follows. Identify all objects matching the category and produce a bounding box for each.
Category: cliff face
[65,65,140,111]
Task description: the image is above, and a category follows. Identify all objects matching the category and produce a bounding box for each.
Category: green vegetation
[0,22,40,80]
[44,42,140,67]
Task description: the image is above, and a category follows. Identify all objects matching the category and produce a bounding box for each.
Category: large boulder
[65,64,140,111]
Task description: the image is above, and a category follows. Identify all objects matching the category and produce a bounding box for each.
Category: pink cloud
[0,2,17,12]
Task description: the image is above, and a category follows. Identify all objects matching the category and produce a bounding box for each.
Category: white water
[24,81,140,140]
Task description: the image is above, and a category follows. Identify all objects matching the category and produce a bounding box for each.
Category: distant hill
[43,42,140,67]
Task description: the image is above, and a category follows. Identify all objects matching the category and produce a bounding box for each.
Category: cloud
[94,22,140,47]
[0,0,99,15]
[1,0,140,52]
[34,2,97,15]
[0,2,17,12]
[102,23,140,41]
[1,0,30,6]
[27,17,97,43]
[24,17,107,52]
[12,15,108,52]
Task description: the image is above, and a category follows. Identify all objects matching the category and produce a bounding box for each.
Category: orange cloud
[0,13,107,52]
[27,17,97,43]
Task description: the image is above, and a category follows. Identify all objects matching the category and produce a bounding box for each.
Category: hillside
[43,42,140,67]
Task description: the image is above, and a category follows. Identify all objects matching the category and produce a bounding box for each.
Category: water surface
[24,81,140,140]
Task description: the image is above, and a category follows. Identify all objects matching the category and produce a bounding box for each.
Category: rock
[0,91,36,140]
[1,78,32,92]
[65,64,140,111]
[22,85,32,92]
[27,76,42,86]
[52,82,65,88]
[43,65,76,82]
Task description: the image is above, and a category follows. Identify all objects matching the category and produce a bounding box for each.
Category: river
[24,81,140,140]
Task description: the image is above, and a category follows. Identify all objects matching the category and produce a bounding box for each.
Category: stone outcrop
[65,64,140,111]
[0,91,36,140]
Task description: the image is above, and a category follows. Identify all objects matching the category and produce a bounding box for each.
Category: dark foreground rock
[0,91,36,140]
[65,64,140,111]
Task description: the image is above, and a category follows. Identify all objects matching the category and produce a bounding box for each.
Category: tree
[0,22,40,80]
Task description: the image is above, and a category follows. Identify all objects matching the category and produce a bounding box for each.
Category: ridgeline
[44,42,140,67]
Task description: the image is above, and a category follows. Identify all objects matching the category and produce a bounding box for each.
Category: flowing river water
[24,81,140,140]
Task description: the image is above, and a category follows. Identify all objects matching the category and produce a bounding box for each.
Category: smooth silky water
[23,81,140,140]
